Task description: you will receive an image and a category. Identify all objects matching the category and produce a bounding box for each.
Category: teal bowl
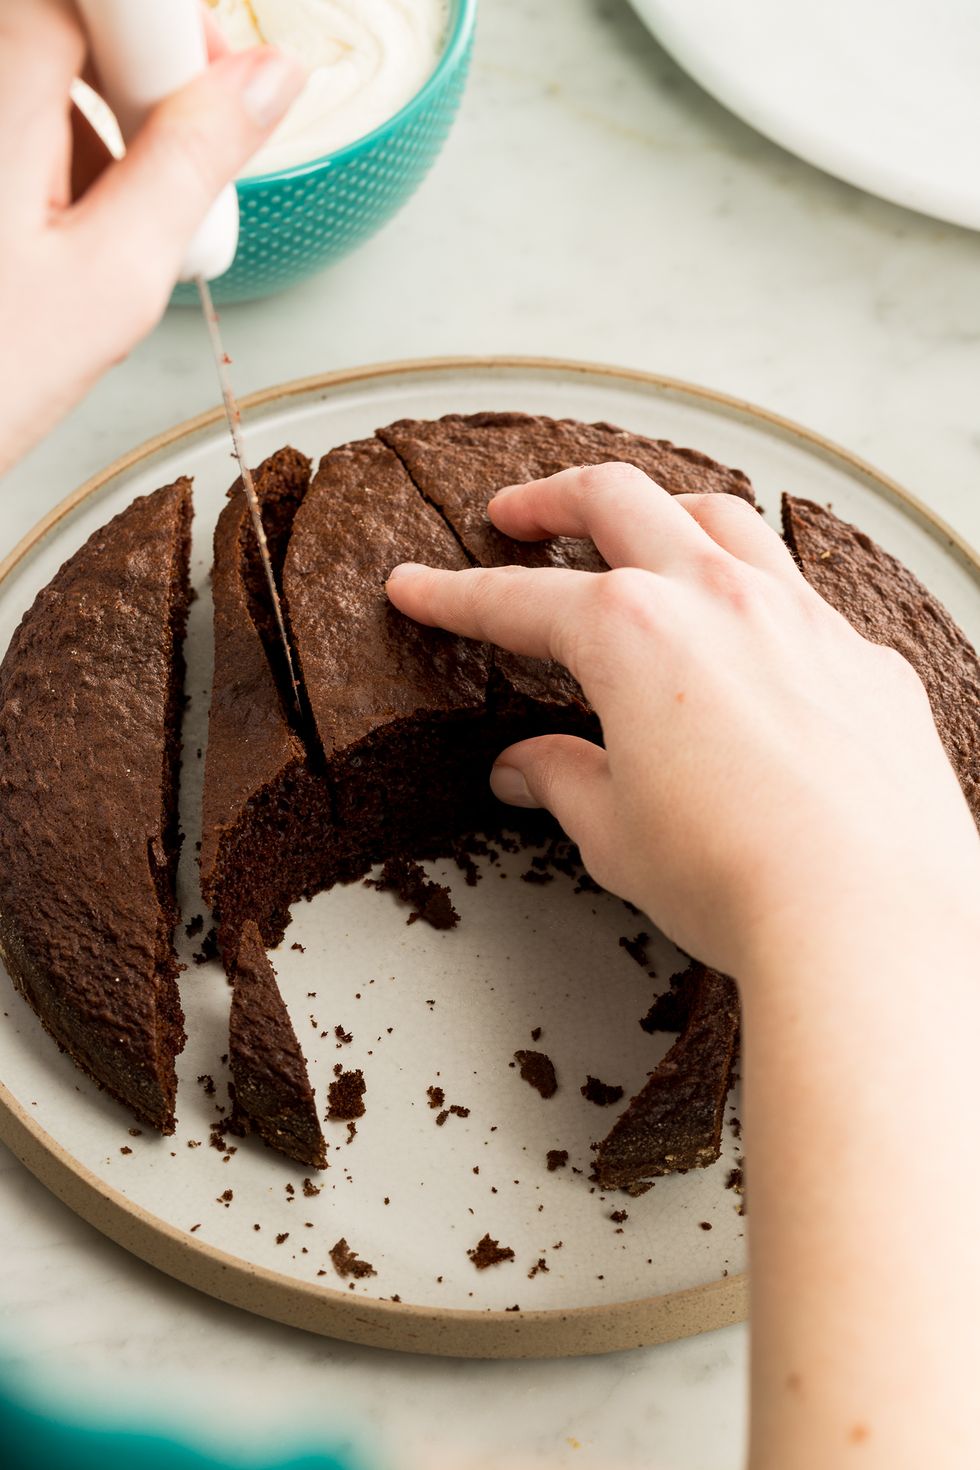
[173,0,476,305]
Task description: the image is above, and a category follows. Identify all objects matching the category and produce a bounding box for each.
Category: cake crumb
[330,1237,376,1279]
[327,1069,366,1120]
[373,856,459,929]
[699,1221,713,1231]
[530,1026,542,1041]
[303,1177,321,1197]
[468,1234,515,1270]
[546,1149,569,1171]
[581,1075,625,1107]
[527,1257,549,1279]
[192,927,219,965]
[610,1208,628,1223]
[514,1049,558,1099]
[291,942,306,953]
[427,1085,445,1109]
[619,931,651,968]
[334,1025,352,1045]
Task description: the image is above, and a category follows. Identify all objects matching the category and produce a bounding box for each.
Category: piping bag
[76,0,301,712]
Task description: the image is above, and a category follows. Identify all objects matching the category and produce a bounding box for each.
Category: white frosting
[209,0,450,176]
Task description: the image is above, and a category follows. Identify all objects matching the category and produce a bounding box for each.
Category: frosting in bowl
[209,0,450,176]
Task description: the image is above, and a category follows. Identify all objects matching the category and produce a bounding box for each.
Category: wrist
[735,853,980,1002]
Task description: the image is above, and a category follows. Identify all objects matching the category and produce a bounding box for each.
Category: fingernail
[386,562,424,586]
[490,762,539,808]
[241,49,305,130]
[489,483,520,504]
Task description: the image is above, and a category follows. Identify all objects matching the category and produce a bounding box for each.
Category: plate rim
[0,354,975,1360]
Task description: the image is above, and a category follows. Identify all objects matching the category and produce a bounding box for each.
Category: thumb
[71,47,305,331]
[490,734,618,881]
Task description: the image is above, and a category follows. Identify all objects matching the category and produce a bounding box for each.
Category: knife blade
[76,0,302,714]
[195,276,302,715]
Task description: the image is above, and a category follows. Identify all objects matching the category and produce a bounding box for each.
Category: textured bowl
[173,0,476,305]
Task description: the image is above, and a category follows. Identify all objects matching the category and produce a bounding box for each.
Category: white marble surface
[1,1,978,1466]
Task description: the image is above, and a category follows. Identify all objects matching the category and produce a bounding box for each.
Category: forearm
[742,880,980,1470]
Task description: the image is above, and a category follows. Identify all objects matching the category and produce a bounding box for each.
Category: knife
[76,0,302,713]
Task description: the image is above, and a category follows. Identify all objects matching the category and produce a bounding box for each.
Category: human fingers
[201,5,232,60]
[490,735,622,891]
[487,462,711,571]
[67,47,304,334]
[0,0,83,209]
[673,493,799,578]
[386,562,599,668]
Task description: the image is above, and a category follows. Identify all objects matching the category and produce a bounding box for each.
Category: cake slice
[378,412,756,570]
[379,413,756,740]
[200,447,335,953]
[228,921,326,1169]
[0,482,192,1131]
[592,965,739,1192]
[282,436,493,870]
[783,494,980,823]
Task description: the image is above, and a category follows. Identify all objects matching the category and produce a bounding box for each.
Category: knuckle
[575,460,651,501]
[703,491,758,526]
[694,550,756,609]
[524,734,570,796]
[592,565,659,632]
[875,641,927,698]
[464,569,500,639]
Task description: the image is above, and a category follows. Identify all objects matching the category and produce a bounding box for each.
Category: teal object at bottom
[0,1389,357,1470]
[172,11,474,305]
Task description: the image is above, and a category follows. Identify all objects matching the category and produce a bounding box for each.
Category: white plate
[0,358,977,1359]
[629,0,980,231]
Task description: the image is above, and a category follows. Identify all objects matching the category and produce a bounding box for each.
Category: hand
[0,0,305,476]
[386,462,980,977]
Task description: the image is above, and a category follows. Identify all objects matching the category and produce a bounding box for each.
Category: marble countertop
[1,2,977,1467]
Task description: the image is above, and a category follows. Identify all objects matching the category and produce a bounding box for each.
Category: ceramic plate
[0,359,977,1359]
[629,0,980,231]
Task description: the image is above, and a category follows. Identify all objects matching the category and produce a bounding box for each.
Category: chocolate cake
[12,411,976,1191]
[227,921,326,1169]
[283,436,493,867]
[0,482,192,1130]
[199,447,334,954]
[379,413,753,741]
[592,965,739,1190]
[783,494,980,824]
[210,417,755,1175]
